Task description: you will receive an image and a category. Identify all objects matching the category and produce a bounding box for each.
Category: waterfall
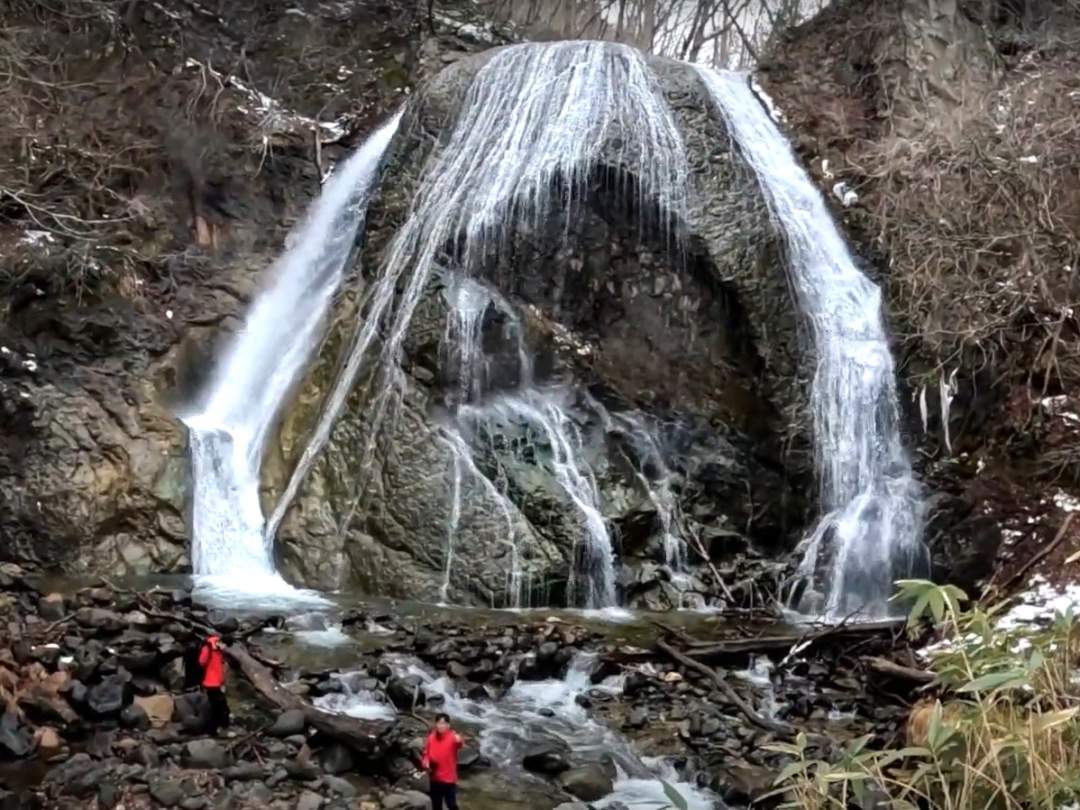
[181,111,402,598]
[267,42,689,606]
[694,67,926,619]
[459,390,617,609]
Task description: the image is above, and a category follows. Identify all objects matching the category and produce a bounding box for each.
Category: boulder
[74,608,125,632]
[386,675,425,710]
[86,675,130,716]
[175,692,210,732]
[558,764,615,802]
[522,739,572,775]
[150,779,185,807]
[134,694,175,728]
[184,739,230,769]
[319,742,354,775]
[269,709,306,737]
[37,593,66,621]
[120,703,150,730]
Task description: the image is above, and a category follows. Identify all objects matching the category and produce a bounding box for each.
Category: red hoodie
[198,637,225,688]
[421,730,463,784]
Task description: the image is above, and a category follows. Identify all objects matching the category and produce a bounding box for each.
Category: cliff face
[0,0,505,574]
[4,0,1074,601]
[758,0,1080,590]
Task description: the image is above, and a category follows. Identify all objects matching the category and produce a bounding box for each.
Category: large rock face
[263,45,815,605]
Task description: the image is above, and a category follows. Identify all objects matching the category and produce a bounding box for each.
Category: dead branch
[656,638,793,735]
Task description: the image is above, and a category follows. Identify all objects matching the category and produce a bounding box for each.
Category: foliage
[762,580,1080,809]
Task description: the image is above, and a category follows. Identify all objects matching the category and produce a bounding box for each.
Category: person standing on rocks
[420,713,464,810]
[198,633,230,735]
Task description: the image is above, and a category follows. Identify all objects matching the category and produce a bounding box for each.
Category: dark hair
[435,713,451,724]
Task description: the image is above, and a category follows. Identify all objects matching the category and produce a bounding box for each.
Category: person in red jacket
[420,713,464,810]
[198,634,230,735]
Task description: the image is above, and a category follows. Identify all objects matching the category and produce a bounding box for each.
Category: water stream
[694,68,927,619]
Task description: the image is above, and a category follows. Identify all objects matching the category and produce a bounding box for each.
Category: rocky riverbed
[0,564,924,809]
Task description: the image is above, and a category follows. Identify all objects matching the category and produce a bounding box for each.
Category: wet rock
[184,739,230,769]
[87,675,130,716]
[553,804,590,810]
[381,791,430,810]
[181,798,209,810]
[319,742,354,774]
[270,709,306,737]
[296,792,323,810]
[522,739,572,775]
[150,778,185,807]
[120,702,150,730]
[38,593,66,621]
[458,746,482,770]
[624,706,648,729]
[446,661,470,679]
[715,760,774,804]
[386,675,425,710]
[623,670,650,698]
[558,764,615,802]
[285,757,322,781]
[0,710,32,757]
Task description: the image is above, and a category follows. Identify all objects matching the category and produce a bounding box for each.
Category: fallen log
[656,639,793,736]
[864,656,935,685]
[226,643,396,756]
[654,619,904,662]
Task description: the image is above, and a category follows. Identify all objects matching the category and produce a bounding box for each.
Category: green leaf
[773,761,807,785]
[957,669,1029,693]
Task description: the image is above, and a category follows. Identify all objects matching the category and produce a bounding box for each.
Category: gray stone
[319,742,354,775]
[87,675,130,716]
[321,775,356,797]
[150,779,184,807]
[295,791,323,810]
[120,702,150,730]
[522,739,571,775]
[381,791,431,810]
[558,764,615,802]
[269,709,306,738]
[0,711,31,758]
[37,593,66,621]
[184,739,230,769]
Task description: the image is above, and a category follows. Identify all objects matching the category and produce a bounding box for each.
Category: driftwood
[864,656,935,684]
[650,618,903,662]
[656,639,793,736]
[225,643,395,755]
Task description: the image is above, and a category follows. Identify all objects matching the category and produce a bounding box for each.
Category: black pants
[205,687,230,734]
[430,780,458,810]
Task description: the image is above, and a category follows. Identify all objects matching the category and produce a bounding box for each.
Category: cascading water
[694,68,926,619]
[354,653,719,809]
[459,390,617,609]
[182,111,402,600]
[268,42,689,607]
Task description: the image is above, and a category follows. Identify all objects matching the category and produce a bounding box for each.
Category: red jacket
[198,637,225,688]
[421,730,463,784]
